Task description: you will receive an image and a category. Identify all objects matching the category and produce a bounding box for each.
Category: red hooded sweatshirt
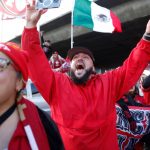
[22,27,150,150]
[8,97,50,150]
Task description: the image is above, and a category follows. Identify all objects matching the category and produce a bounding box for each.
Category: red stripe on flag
[110,11,122,32]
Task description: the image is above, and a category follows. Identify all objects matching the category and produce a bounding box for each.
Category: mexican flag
[73,0,122,33]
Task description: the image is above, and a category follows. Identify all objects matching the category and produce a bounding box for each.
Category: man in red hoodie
[21,1,150,150]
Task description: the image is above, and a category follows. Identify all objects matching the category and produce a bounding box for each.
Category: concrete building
[11,0,150,69]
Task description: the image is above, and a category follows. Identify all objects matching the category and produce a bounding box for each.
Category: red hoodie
[22,27,150,150]
[8,97,50,150]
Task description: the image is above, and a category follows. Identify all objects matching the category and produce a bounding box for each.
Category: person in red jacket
[49,51,65,70]
[49,52,70,73]
[21,1,150,150]
[0,42,64,150]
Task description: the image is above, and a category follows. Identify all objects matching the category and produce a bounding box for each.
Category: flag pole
[71,0,75,48]
[71,14,74,48]
[71,16,74,48]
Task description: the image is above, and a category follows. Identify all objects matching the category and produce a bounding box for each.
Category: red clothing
[50,55,65,69]
[22,27,150,150]
[9,121,31,150]
[142,89,150,105]
[8,97,50,150]
[135,94,145,104]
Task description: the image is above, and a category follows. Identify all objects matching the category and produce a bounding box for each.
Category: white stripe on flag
[91,2,114,33]
[73,0,122,33]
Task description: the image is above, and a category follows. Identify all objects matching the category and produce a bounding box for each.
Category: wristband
[143,33,150,41]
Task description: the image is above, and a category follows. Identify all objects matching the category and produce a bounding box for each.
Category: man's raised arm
[21,0,56,103]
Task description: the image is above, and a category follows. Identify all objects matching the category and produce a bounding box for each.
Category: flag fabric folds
[73,0,122,33]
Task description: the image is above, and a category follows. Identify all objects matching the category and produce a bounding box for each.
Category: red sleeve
[104,39,150,103]
[21,27,56,104]
[143,90,150,105]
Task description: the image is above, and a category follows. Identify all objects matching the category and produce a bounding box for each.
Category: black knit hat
[67,47,95,61]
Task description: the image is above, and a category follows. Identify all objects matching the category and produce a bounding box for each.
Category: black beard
[70,67,93,85]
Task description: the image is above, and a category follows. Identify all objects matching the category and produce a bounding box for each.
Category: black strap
[143,33,150,41]
[117,98,137,131]
[36,106,65,150]
[0,103,16,125]
[142,75,150,89]
[126,95,144,107]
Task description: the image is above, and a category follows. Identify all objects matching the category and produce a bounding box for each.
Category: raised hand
[145,20,150,34]
[25,0,46,28]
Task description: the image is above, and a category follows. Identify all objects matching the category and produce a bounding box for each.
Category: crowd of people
[1,0,150,150]
[40,30,70,73]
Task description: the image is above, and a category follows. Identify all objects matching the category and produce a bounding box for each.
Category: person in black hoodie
[40,31,53,60]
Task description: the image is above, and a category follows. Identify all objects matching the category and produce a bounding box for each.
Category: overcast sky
[0,0,73,42]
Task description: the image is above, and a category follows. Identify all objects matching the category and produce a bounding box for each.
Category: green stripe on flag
[73,0,93,29]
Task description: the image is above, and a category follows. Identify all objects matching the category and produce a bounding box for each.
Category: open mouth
[75,63,85,76]
[76,63,85,70]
